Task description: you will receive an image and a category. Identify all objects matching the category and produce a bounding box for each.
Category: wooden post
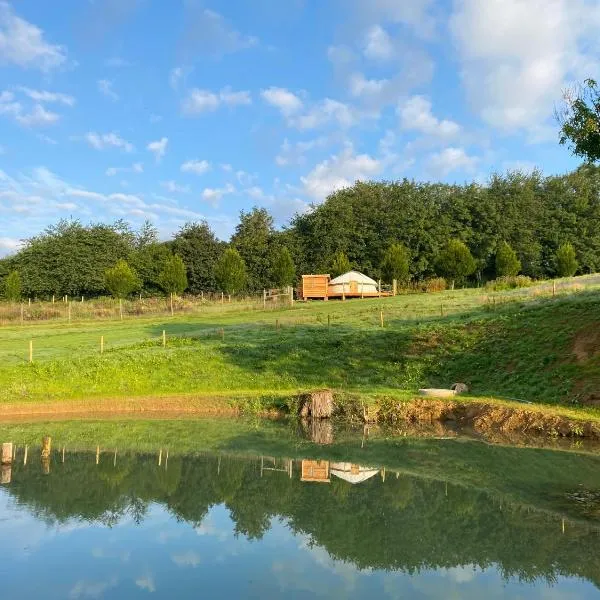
[29,340,33,363]
[20,304,24,325]
[68,302,72,323]
[327,314,331,328]
[52,295,55,304]
[562,517,565,534]
[28,297,31,306]
[342,282,346,301]
[201,291,204,302]
[553,280,556,297]
[170,293,174,316]
[378,279,382,298]
[41,436,51,475]
[228,294,231,303]
[81,296,84,302]
[263,289,267,310]
[158,449,162,466]
[276,319,280,331]
[96,445,100,465]
[100,335,104,354]
[119,298,123,320]
[23,445,28,466]
[361,283,364,299]
[165,450,169,470]
[62,447,65,463]
[380,309,384,328]
[1,443,13,465]
[162,330,166,347]
[221,292,224,304]
[114,449,117,467]
[393,279,397,296]
[289,286,294,307]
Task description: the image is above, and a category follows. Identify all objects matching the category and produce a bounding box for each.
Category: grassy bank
[0,277,599,424]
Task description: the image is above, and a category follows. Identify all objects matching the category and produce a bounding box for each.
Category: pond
[1,417,600,599]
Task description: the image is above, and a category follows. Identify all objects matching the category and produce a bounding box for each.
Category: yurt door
[349,281,358,294]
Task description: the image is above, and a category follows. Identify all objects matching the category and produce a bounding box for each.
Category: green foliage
[485,275,533,291]
[556,243,579,277]
[435,240,476,287]
[214,248,247,294]
[495,241,521,277]
[104,259,141,299]
[270,246,296,288]
[330,251,351,277]
[232,208,275,291]
[158,254,188,295]
[2,270,22,301]
[558,79,600,163]
[171,221,223,293]
[381,243,410,284]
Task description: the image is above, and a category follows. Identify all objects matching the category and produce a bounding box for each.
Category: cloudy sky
[0,0,598,254]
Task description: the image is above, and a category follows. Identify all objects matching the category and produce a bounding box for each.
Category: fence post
[393,279,397,296]
[170,293,174,316]
[20,303,24,325]
[52,295,55,304]
[378,279,382,298]
[68,302,71,323]
[380,309,384,328]
[29,340,33,363]
[119,298,123,320]
[221,292,224,304]
[342,283,346,301]
[553,280,556,297]
[162,330,166,348]
[100,335,104,354]
[263,289,266,310]
[28,297,31,306]
[289,286,294,307]
[327,314,331,328]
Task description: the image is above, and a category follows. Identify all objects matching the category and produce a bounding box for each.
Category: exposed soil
[572,327,600,362]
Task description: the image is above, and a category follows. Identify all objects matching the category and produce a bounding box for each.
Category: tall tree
[104,260,141,298]
[381,243,410,284]
[435,240,476,289]
[555,243,578,277]
[158,254,188,296]
[330,251,351,278]
[495,241,521,277]
[2,270,22,301]
[270,246,296,288]
[232,208,274,291]
[558,79,600,162]
[171,221,222,293]
[214,248,247,295]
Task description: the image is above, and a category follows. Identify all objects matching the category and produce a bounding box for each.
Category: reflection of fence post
[23,445,28,466]
[41,436,51,475]
[96,446,100,465]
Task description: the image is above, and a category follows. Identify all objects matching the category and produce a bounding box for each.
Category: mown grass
[0,277,599,413]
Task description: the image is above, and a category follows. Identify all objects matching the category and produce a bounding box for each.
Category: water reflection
[0,442,600,599]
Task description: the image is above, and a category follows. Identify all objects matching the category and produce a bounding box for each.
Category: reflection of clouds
[171,550,201,568]
[441,565,478,584]
[194,510,230,541]
[158,529,183,543]
[91,546,131,563]
[135,574,156,593]
[69,577,118,599]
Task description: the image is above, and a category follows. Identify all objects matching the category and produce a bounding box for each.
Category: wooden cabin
[299,270,387,300]
[300,459,330,483]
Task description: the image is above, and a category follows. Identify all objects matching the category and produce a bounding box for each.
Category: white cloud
[363,25,394,60]
[202,183,235,206]
[261,87,303,116]
[97,79,118,101]
[301,145,382,200]
[181,159,211,175]
[0,236,21,255]
[275,136,329,166]
[292,99,356,130]
[16,104,59,127]
[219,87,252,106]
[69,578,118,599]
[147,137,168,162]
[182,87,251,115]
[135,575,155,593]
[169,66,192,90]
[84,132,134,152]
[450,0,600,136]
[161,180,190,194]
[349,73,389,97]
[398,96,461,138]
[428,147,478,176]
[105,163,143,177]
[0,2,67,71]
[18,87,75,106]
[182,7,258,58]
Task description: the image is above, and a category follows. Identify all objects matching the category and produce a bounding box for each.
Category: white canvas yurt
[328,270,378,296]
[330,463,380,485]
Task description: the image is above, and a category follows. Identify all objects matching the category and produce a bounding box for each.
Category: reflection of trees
[4,450,600,588]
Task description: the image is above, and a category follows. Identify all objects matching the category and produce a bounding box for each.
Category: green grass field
[0,275,599,412]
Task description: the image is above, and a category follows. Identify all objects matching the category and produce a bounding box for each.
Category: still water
[0,420,600,599]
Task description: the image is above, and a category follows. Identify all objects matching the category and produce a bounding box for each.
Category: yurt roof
[329,270,377,285]
[330,467,380,485]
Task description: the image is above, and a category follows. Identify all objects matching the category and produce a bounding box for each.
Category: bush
[419,277,447,293]
[485,275,533,291]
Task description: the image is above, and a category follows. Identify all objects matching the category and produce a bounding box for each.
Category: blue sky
[0,0,598,254]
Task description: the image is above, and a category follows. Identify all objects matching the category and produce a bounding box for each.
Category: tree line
[0,164,597,300]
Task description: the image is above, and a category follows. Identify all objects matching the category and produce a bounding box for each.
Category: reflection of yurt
[328,271,378,296]
[330,462,379,484]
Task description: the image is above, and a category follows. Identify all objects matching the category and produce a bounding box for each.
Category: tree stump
[451,382,469,394]
[1,443,13,465]
[298,389,334,419]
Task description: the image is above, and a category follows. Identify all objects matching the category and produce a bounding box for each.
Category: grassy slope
[0,279,599,413]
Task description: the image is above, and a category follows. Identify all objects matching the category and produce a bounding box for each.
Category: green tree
[555,242,578,277]
[158,254,188,295]
[171,221,223,293]
[330,251,351,278]
[104,260,141,298]
[270,246,296,288]
[381,243,410,284]
[2,270,22,301]
[495,241,521,277]
[435,240,476,288]
[214,248,247,295]
[232,208,275,291]
[558,79,600,162]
